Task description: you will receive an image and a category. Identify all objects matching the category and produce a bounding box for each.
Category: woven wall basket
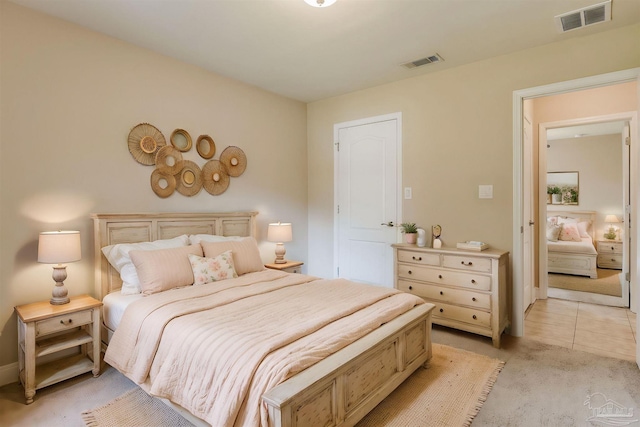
[196,135,216,159]
[202,160,230,195]
[128,123,166,165]
[171,129,192,152]
[155,146,184,175]
[175,160,203,197]
[150,169,176,198]
[220,146,247,177]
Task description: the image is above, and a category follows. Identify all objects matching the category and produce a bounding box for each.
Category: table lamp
[267,222,292,264]
[38,231,81,305]
[603,215,620,240]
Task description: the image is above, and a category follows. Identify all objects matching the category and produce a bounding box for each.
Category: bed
[546,210,598,278]
[91,212,434,427]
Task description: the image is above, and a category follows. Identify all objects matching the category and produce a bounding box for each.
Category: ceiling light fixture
[304,0,336,7]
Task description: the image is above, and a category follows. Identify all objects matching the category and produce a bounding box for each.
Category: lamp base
[50,265,70,305]
[274,243,287,264]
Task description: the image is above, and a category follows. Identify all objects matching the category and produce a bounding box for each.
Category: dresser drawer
[442,254,492,273]
[397,264,491,291]
[432,302,491,328]
[598,241,622,254]
[36,310,93,337]
[397,250,440,266]
[398,280,490,310]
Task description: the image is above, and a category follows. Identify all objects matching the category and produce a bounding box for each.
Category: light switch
[479,185,493,199]
[404,187,412,199]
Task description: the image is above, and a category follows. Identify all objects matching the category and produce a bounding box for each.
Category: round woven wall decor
[175,160,203,197]
[170,129,192,152]
[155,146,184,175]
[219,146,247,177]
[196,135,216,159]
[202,160,230,195]
[128,123,166,165]
[150,168,176,198]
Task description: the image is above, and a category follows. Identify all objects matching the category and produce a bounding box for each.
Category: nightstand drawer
[597,254,622,269]
[598,241,622,254]
[36,310,92,336]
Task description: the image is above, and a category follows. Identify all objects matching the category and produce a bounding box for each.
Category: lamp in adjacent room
[603,215,620,240]
[267,222,292,264]
[38,231,81,305]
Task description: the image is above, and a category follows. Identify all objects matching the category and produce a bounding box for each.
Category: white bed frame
[91,212,434,427]
[546,210,598,279]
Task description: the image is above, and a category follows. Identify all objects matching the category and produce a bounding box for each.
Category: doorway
[333,113,402,287]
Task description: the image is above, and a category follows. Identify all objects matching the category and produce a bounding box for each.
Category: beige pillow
[130,244,204,295]
[559,223,582,242]
[201,237,265,276]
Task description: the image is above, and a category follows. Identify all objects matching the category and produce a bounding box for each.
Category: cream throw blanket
[105,270,424,427]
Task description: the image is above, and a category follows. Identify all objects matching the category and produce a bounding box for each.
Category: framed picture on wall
[547,171,579,205]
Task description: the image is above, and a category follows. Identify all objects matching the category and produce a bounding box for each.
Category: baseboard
[0,362,19,387]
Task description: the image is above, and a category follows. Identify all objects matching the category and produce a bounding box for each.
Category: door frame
[538,114,634,307]
[333,112,403,279]
[512,68,640,338]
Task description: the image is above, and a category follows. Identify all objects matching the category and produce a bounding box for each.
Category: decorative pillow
[558,223,582,242]
[201,237,265,276]
[101,235,190,295]
[129,244,204,295]
[189,234,243,245]
[547,216,558,226]
[577,220,591,238]
[546,223,563,242]
[189,251,238,285]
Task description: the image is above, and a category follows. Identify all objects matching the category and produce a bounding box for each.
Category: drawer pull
[439,308,444,313]
[412,256,422,261]
[471,279,476,284]
[472,315,477,320]
[461,261,473,266]
[409,286,413,290]
[472,297,476,301]
[438,274,443,279]
[611,258,616,262]
[408,270,412,275]
[60,319,73,325]
[610,247,615,251]
[439,291,444,295]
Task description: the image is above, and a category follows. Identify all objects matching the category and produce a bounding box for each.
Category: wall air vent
[402,53,444,69]
[554,0,611,33]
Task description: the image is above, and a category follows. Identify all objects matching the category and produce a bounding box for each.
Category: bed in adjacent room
[92,212,434,427]
[546,210,597,278]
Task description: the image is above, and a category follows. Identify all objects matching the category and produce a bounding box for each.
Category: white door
[523,113,535,309]
[622,122,631,307]
[335,115,400,287]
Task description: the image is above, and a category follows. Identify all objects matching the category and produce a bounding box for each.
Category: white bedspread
[102,291,143,331]
[548,237,596,255]
[104,269,424,427]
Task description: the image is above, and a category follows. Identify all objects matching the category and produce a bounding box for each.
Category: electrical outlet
[404,187,412,199]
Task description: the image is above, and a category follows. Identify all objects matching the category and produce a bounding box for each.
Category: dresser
[596,240,623,270]
[392,244,509,348]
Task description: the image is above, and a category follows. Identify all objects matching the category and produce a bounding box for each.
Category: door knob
[529,220,535,225]
[380,221,394,227]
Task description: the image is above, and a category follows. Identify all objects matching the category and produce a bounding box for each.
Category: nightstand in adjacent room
[15,295,102,404]
[596,240,623,270]
[265,260,304,274]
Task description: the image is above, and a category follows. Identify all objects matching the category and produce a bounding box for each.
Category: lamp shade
[38,231,81,264]
[267,223,293,243]
[604,215,620,224]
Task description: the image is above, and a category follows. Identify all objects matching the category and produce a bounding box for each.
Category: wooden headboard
[546,209,597,240]
[91,212,258,299]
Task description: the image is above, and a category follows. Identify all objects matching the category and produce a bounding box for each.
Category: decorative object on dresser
[603,214,621,240]
[37,231,82,305]
[393,244,509,348]
[267,222,293,264]
[417,228,427,247]
[432,225,442,248]
[265,260,304,274]
[596,239,623,270]
[15,295,102,404]
[399,222,418,244]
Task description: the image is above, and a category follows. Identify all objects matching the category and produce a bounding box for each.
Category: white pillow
[189,251,238,285]
[546,223,563,242]
[188,234,243,245]
[577,220,591,238]
[101,235,190,295]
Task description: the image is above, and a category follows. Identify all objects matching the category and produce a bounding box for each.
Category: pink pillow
[130,244,204,295]
[559,223,582,242]
[189,251,238,285]
[201,237,265,276]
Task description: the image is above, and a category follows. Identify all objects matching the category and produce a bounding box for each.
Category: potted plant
[549,186,562,204]
[400,222,418,244]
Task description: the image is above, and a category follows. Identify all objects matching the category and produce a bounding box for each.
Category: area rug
[82,344,503,427]
[548,268,622,297]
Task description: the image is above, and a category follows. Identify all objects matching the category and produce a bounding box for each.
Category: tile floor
[525,298,637,362]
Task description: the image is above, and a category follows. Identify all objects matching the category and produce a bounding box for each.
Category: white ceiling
[10,0,640,102]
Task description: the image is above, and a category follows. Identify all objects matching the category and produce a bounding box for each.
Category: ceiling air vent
[402,53,444,69]
[555,0,611,33]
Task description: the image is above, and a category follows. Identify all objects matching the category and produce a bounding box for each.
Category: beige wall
[307,24,640,279]
[0,3,308,368]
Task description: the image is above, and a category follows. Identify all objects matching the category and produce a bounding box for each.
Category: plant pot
[552,194,562,204]
[405,233,417,244]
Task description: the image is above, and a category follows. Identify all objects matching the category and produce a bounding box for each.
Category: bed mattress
[548,237,596,255]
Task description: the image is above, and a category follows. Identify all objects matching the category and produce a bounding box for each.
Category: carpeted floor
[548,268,622,297]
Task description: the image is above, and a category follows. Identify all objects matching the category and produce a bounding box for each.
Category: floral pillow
[189,250,238,285]
[559,223,582,242]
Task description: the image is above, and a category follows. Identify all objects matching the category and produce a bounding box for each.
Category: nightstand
[15,295,102,404]
[265,260,304,274]
[596,240,623,270]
